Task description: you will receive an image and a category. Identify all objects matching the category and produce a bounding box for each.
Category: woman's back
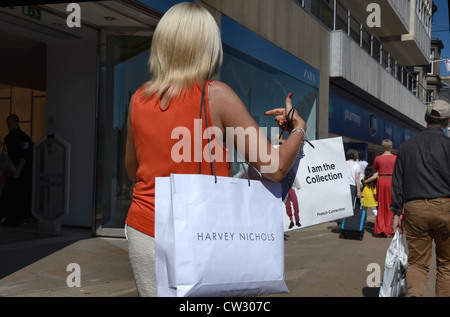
[373,154,396,175]
[126,82,230,236]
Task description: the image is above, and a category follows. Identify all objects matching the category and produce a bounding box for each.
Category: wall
[46,37,97,227]
[330,30,427,127]
[201,0,331,139]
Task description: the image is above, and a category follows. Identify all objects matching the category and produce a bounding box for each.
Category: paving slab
[0,212,436,297]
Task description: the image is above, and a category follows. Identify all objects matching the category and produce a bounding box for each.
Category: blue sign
[329,92,418,148]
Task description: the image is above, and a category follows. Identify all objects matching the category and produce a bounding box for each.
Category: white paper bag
[379,231,408,297]
[155,177,176,297]
[282,137,354,231]
[155,174,288,297]
[445,59,450,72]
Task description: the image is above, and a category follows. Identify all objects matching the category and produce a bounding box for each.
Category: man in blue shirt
[391,99,450,297]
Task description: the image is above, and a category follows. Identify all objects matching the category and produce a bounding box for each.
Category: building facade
[0,0,435,236]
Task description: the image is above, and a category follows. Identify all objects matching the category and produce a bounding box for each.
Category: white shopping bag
[155,173,288,297]
[282,137,354,231]
[379,231,408,297]
[445,59,450,72]
[155,176,176,297]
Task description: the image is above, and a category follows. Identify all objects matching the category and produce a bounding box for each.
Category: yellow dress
[362,185,378,207]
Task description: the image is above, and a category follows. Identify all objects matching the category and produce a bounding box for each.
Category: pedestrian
[357,149,368,183]
[361,165,377,217]
[391,99,450,297]
[365,139,396,237]
[346,148,361,209]
[124,2,308,297]
[283,168,301,229]
[2,114,33,226]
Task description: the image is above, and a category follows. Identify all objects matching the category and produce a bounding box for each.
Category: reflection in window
[97,34,151,231]
[221,44,318,175]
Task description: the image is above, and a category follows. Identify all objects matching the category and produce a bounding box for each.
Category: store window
[221,44,318,174]
[95,31,152,236]
[0,86,46,143]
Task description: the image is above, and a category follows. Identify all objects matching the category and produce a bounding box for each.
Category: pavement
[0,212,437,298]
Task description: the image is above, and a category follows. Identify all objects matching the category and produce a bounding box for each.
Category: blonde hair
[381,139,393,151]
[143,2,222,100]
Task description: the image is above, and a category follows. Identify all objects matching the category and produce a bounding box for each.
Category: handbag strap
[198,81,251,186]
[199,80,217,183]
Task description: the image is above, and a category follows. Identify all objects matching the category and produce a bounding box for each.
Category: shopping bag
[282,137,354,231]
[154,176,176,297]
[379,231,408,297]
[155,173,288,297]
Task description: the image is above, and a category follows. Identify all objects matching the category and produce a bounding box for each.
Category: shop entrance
[0,1,159,235]
[0,19,48,226]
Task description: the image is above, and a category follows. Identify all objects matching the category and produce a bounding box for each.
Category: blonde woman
[124,2,307,296]
[365,139,397,237]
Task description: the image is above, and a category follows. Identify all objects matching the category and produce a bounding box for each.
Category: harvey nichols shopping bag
[155,174,288,297]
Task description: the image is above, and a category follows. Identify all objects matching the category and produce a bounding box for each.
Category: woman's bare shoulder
[209,81,235,98]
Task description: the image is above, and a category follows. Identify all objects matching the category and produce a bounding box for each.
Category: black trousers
[0,167,32,225]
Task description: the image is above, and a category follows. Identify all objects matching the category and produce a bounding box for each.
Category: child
[361,166,378,216]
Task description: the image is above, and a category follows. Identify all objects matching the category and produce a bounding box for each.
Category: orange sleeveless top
[126,81,230,237]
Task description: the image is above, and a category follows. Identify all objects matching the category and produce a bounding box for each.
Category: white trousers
[125,224,157,297]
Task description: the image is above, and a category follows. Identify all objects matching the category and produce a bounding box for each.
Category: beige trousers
[125,224,157,297]
[403,199,450,297]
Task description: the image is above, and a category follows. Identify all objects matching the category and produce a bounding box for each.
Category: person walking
[361,165,378,218]
[283,169,301,229]
[346,149,361,209]
[365,139,396,237]
[124,2,307,297]
[357,149,368,184]
[391,99,450,297]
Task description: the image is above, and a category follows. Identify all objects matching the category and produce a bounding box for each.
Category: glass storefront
[220,16,319,178]
[94,13,320,236]
[222,44,318,143]
[95,31,152,236]
[1,1,320,236]
[221,44,318,177]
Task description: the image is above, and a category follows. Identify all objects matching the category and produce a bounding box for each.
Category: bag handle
[240,162,251,187]
[198,81,251,186]
[198,81,217,183]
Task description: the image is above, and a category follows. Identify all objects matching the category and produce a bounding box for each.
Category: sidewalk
[0,213,436,297]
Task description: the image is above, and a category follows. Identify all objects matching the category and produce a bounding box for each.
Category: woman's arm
[125,95,138,182]
[355,171,361,198]
[364,171,378,184]
[209,81,306,182]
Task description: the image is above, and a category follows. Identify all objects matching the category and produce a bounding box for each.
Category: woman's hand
[264,93,306,132]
